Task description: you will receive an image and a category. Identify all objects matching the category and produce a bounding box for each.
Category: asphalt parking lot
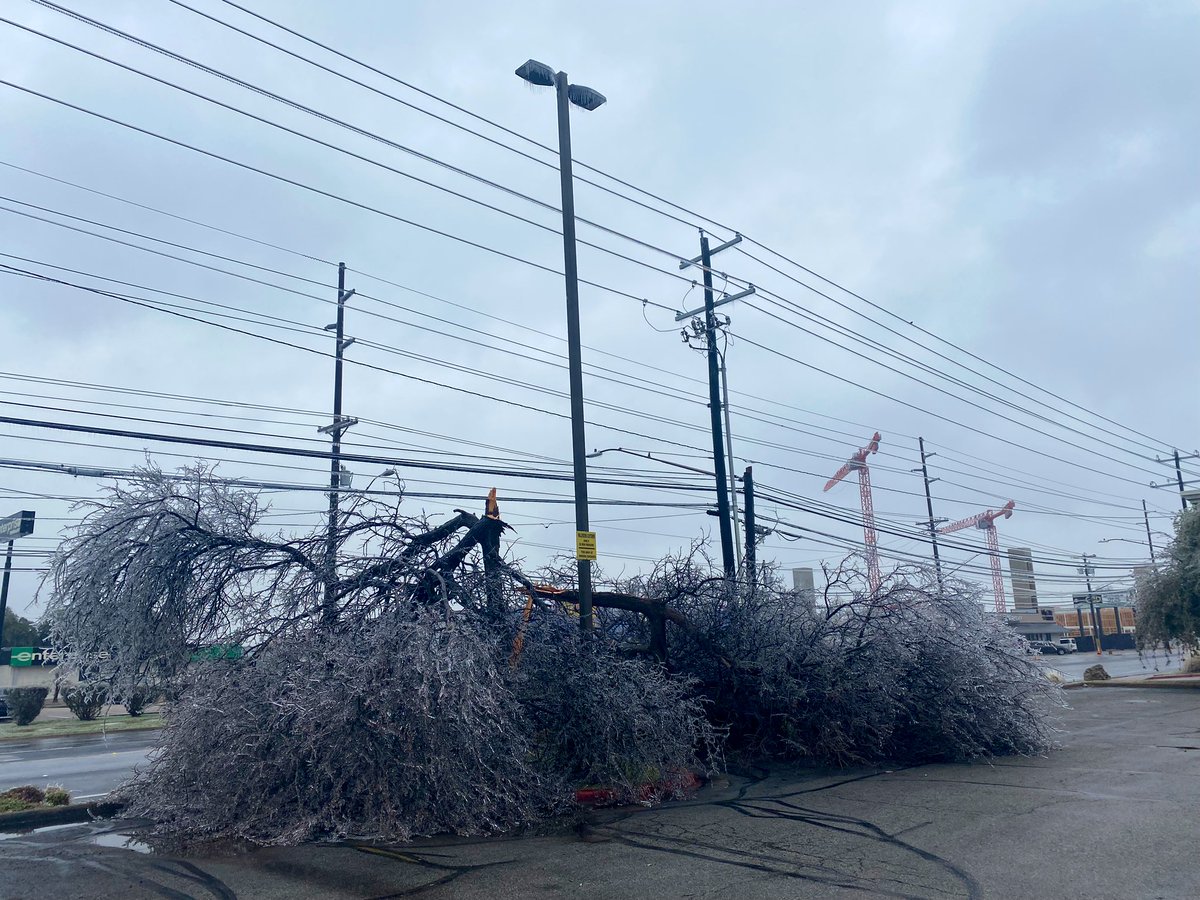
[1,686,1197,899]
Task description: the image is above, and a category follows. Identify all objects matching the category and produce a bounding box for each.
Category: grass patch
[0,713,162,741]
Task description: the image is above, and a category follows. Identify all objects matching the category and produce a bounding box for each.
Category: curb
[1074,678,1200,690]
[0,723,163,744]
[0,800,124,832]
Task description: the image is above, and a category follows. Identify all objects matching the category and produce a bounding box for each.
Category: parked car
[1055,638,1078,653]
[1028,640,1067,655]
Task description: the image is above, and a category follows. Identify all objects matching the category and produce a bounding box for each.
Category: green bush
[1,786,44,805]
[0,796,31,813]
[6,687,49,726]
[61,684,108,721]
[43,786,70,806]
[122,686,155,717]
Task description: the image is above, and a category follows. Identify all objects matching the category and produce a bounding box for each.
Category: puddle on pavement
[85,832,153,853]
[0,823,152,853]
[0,823,77,840]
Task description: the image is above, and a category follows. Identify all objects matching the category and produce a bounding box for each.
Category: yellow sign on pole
[575,530,597,560]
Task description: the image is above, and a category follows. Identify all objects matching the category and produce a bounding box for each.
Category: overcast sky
[2,0,1198,623]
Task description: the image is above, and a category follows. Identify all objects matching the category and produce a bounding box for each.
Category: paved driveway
[1,687,1197,899]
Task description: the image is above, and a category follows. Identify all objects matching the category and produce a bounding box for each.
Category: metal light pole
[516,60,606,631]
[0,510,35,648]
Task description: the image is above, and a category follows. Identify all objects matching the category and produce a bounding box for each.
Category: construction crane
[938,500,1016,613]
[824,431,883,594]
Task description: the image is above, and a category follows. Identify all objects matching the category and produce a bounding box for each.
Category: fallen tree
[43,465,1060,847]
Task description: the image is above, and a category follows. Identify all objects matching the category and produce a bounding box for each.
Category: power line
[184,0,1178,458]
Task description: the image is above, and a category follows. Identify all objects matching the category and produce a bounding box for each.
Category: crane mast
[824,432,883,594]
[939,500,1016,613]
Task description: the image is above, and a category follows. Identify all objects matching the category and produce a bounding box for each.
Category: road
[0,730,155,801]
[1039,648,1171,680]
[1,687,1197,899]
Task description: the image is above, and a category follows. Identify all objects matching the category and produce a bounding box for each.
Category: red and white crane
[938,500,1016,613]
[824,431,883,594]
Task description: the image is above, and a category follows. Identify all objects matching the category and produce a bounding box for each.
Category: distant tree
[1135,507,1200,653]
[2,610,47,648]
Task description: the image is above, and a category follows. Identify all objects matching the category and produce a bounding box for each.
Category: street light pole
[554,69,594,632]
[517,60,606,632]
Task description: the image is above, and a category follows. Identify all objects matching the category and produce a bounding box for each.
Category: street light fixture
[587,447,715,478]
[516,58,606,632]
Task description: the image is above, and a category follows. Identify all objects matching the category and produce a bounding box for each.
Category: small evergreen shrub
[6,687,49,726]
[122,686,155,717]
[62,684,108,721]
[1,786,44,805]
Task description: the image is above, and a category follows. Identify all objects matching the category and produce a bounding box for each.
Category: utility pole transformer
[320,262,357,625]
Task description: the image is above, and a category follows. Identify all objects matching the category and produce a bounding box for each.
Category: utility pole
[677,231,755,579]
[719,345,742,569]
[320,262,357,625]
[715,348,744,566]
[1174,450,1189,511]
[743,466,756,590]
[700,234,734,578]
[1142,499,1157,564]
[1154,449,1199,510]
[916,437,944,592]
[1081,553,1102,656]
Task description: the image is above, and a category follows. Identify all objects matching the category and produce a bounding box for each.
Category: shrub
[119,614,564,848]
[43,786,70,806]
[0,796,31,813]
[1,785,44,805]
[1182,656,1200,674]
[6,686,49,726]
[512,615,716,800]
[612,560,1061,766]
[122,686,155,717]
[61,684,108,721]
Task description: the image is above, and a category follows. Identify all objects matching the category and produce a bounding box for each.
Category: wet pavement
[0,688,1197,899]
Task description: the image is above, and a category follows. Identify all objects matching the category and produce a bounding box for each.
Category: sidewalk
[1,703,163,741]
[29,702,165,724]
